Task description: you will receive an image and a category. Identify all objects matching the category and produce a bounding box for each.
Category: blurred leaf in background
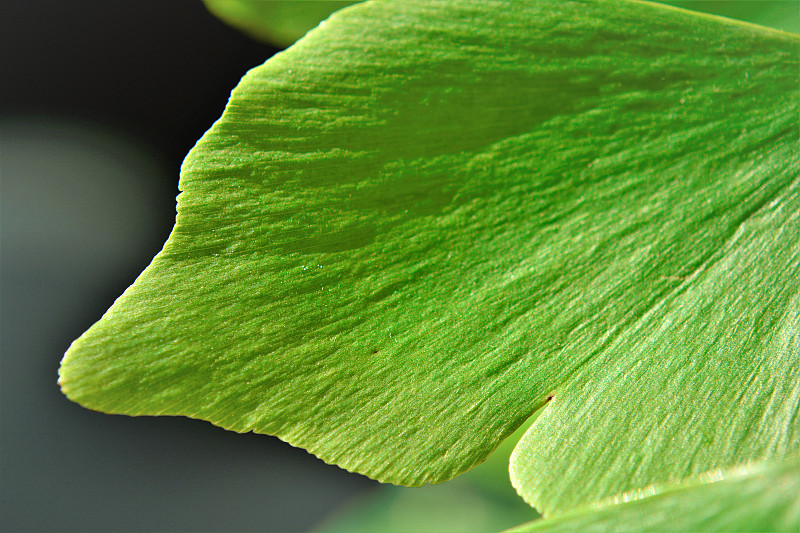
[317,418,541,533]
[203,0,799,48]
[202,0,357,47]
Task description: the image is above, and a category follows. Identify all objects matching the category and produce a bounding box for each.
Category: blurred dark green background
[1,1,797,532]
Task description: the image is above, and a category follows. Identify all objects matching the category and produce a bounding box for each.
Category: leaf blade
[60,0,800,513]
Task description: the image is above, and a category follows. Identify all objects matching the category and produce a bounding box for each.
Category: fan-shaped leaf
[59,0,799,514]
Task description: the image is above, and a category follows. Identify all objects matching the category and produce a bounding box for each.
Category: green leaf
[59,0,799,515]
[507,455,800,532]
[317,479,535,533]
[203,0,358,47]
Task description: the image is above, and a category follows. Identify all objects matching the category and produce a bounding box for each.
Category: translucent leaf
[59,0,799,515]
[507,456,800,532]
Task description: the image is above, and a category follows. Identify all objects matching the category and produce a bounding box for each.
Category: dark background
[1,2,376,532]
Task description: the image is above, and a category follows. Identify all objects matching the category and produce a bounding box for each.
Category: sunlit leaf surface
[60,0,799,515]
[508,456,800,532]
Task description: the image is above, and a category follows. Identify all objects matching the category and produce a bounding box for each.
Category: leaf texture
[508,456,800,532]
[59,0,800,515]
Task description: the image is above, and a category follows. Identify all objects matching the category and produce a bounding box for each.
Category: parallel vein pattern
[510,456,800,532]
[60,0,799,515]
